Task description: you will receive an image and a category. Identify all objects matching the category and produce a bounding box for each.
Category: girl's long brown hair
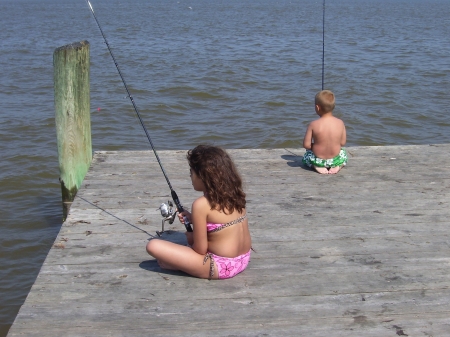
[187,145,246,214]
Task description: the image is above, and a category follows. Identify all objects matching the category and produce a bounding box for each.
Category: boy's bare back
[303,114,346,159]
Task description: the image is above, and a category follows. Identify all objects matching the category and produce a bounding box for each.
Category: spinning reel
[156,201,177,236]
[157,198,192,236]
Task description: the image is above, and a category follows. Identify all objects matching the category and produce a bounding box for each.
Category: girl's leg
[146,239,216,279]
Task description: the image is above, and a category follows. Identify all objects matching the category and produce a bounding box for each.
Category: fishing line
[322,0,325,90]
[85,0,192,232]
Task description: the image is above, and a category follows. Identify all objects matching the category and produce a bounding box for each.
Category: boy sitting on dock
[302,90,347,174]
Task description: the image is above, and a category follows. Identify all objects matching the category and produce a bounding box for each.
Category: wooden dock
[8,144,450,336]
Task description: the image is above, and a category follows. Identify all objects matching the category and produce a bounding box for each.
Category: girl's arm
[190,196,209,255]
[177,210,192,225]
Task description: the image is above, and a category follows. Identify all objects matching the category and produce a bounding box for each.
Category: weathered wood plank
[9,314,450,337]
[8,145,450,336]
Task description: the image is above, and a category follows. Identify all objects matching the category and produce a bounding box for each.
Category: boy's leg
[328,165,342,174]
[313,165,329,174]
[146,239,215,279]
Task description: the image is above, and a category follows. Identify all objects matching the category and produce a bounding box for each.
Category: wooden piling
[54,41,92,220]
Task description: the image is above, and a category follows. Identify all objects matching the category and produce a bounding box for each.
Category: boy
[302,90,347,174]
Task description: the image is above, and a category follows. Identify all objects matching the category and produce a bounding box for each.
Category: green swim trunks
[302,149,348,168]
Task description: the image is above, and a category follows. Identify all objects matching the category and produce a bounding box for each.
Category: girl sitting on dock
[146,145,252,279]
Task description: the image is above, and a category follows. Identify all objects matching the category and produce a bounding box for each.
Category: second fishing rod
[322,0,325,90]
[85,0,192,233]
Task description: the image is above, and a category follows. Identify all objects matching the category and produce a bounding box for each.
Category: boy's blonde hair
[315,90,335,112]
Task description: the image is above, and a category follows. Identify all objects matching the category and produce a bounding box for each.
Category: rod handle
[171,190,193,232]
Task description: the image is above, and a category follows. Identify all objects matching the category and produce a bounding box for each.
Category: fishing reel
[156,201,178,236]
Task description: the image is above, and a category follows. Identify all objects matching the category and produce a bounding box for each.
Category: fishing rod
[85,0,192,233]
[322,0,325,90]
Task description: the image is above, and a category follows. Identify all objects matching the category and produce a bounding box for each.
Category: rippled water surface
[0,0,449,334]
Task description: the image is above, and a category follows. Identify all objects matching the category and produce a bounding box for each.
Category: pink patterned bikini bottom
[203,249,251,280]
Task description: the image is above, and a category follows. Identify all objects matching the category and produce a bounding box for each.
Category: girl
[146,145,252,280]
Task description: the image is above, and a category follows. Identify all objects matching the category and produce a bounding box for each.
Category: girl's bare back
[206,206,251,258]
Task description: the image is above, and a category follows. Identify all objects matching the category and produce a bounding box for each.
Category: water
[0,0,449,334]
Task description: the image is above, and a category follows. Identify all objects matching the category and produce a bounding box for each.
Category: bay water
[1,0,449,334]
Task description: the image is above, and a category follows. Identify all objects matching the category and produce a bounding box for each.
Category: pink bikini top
[206,214,247,233]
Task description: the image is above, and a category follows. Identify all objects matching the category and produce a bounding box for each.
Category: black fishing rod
[85,0,192,232]
[322,0,325,90]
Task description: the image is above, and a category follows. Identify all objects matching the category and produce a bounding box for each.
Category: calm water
[1,0,449,334]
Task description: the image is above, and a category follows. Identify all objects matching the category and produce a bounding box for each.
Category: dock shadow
[151,230,188,245]
[282,148,312,171]
[139,259,192,278]
[140,230,194,277]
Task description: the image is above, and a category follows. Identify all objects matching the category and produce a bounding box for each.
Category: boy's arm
[341,124,347,146]
[303,124,313,150]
